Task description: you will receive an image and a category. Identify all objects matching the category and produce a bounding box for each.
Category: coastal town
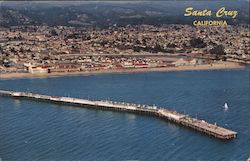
[0,1,250,161]
[0,24,249,77]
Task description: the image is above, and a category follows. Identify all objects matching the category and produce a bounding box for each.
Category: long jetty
[0,90,237,140]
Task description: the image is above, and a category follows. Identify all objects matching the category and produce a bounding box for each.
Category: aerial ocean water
[0,69,249,161]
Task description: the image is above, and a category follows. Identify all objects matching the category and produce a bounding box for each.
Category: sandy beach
[0,62,245,80]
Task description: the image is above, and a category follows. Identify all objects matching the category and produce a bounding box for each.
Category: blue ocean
[0,69,249,161]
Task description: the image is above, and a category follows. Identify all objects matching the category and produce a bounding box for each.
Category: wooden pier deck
[0,90,237,140]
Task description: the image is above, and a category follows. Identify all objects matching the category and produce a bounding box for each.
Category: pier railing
[0,90,237,140]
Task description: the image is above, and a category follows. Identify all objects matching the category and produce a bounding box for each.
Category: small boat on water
[224,103,229,110]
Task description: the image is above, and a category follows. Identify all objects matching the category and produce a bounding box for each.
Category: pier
[0,90,237,140]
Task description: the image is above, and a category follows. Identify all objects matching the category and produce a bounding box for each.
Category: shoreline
[0,62,245,80]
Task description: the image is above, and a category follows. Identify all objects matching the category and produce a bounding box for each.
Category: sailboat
[224,103,229,111]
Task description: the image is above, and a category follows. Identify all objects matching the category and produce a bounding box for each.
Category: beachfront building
[172,58,205,66]
[28,66,49,74]
[122,62,134,68]
[172,58,190,66]
[24,63,49,74]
